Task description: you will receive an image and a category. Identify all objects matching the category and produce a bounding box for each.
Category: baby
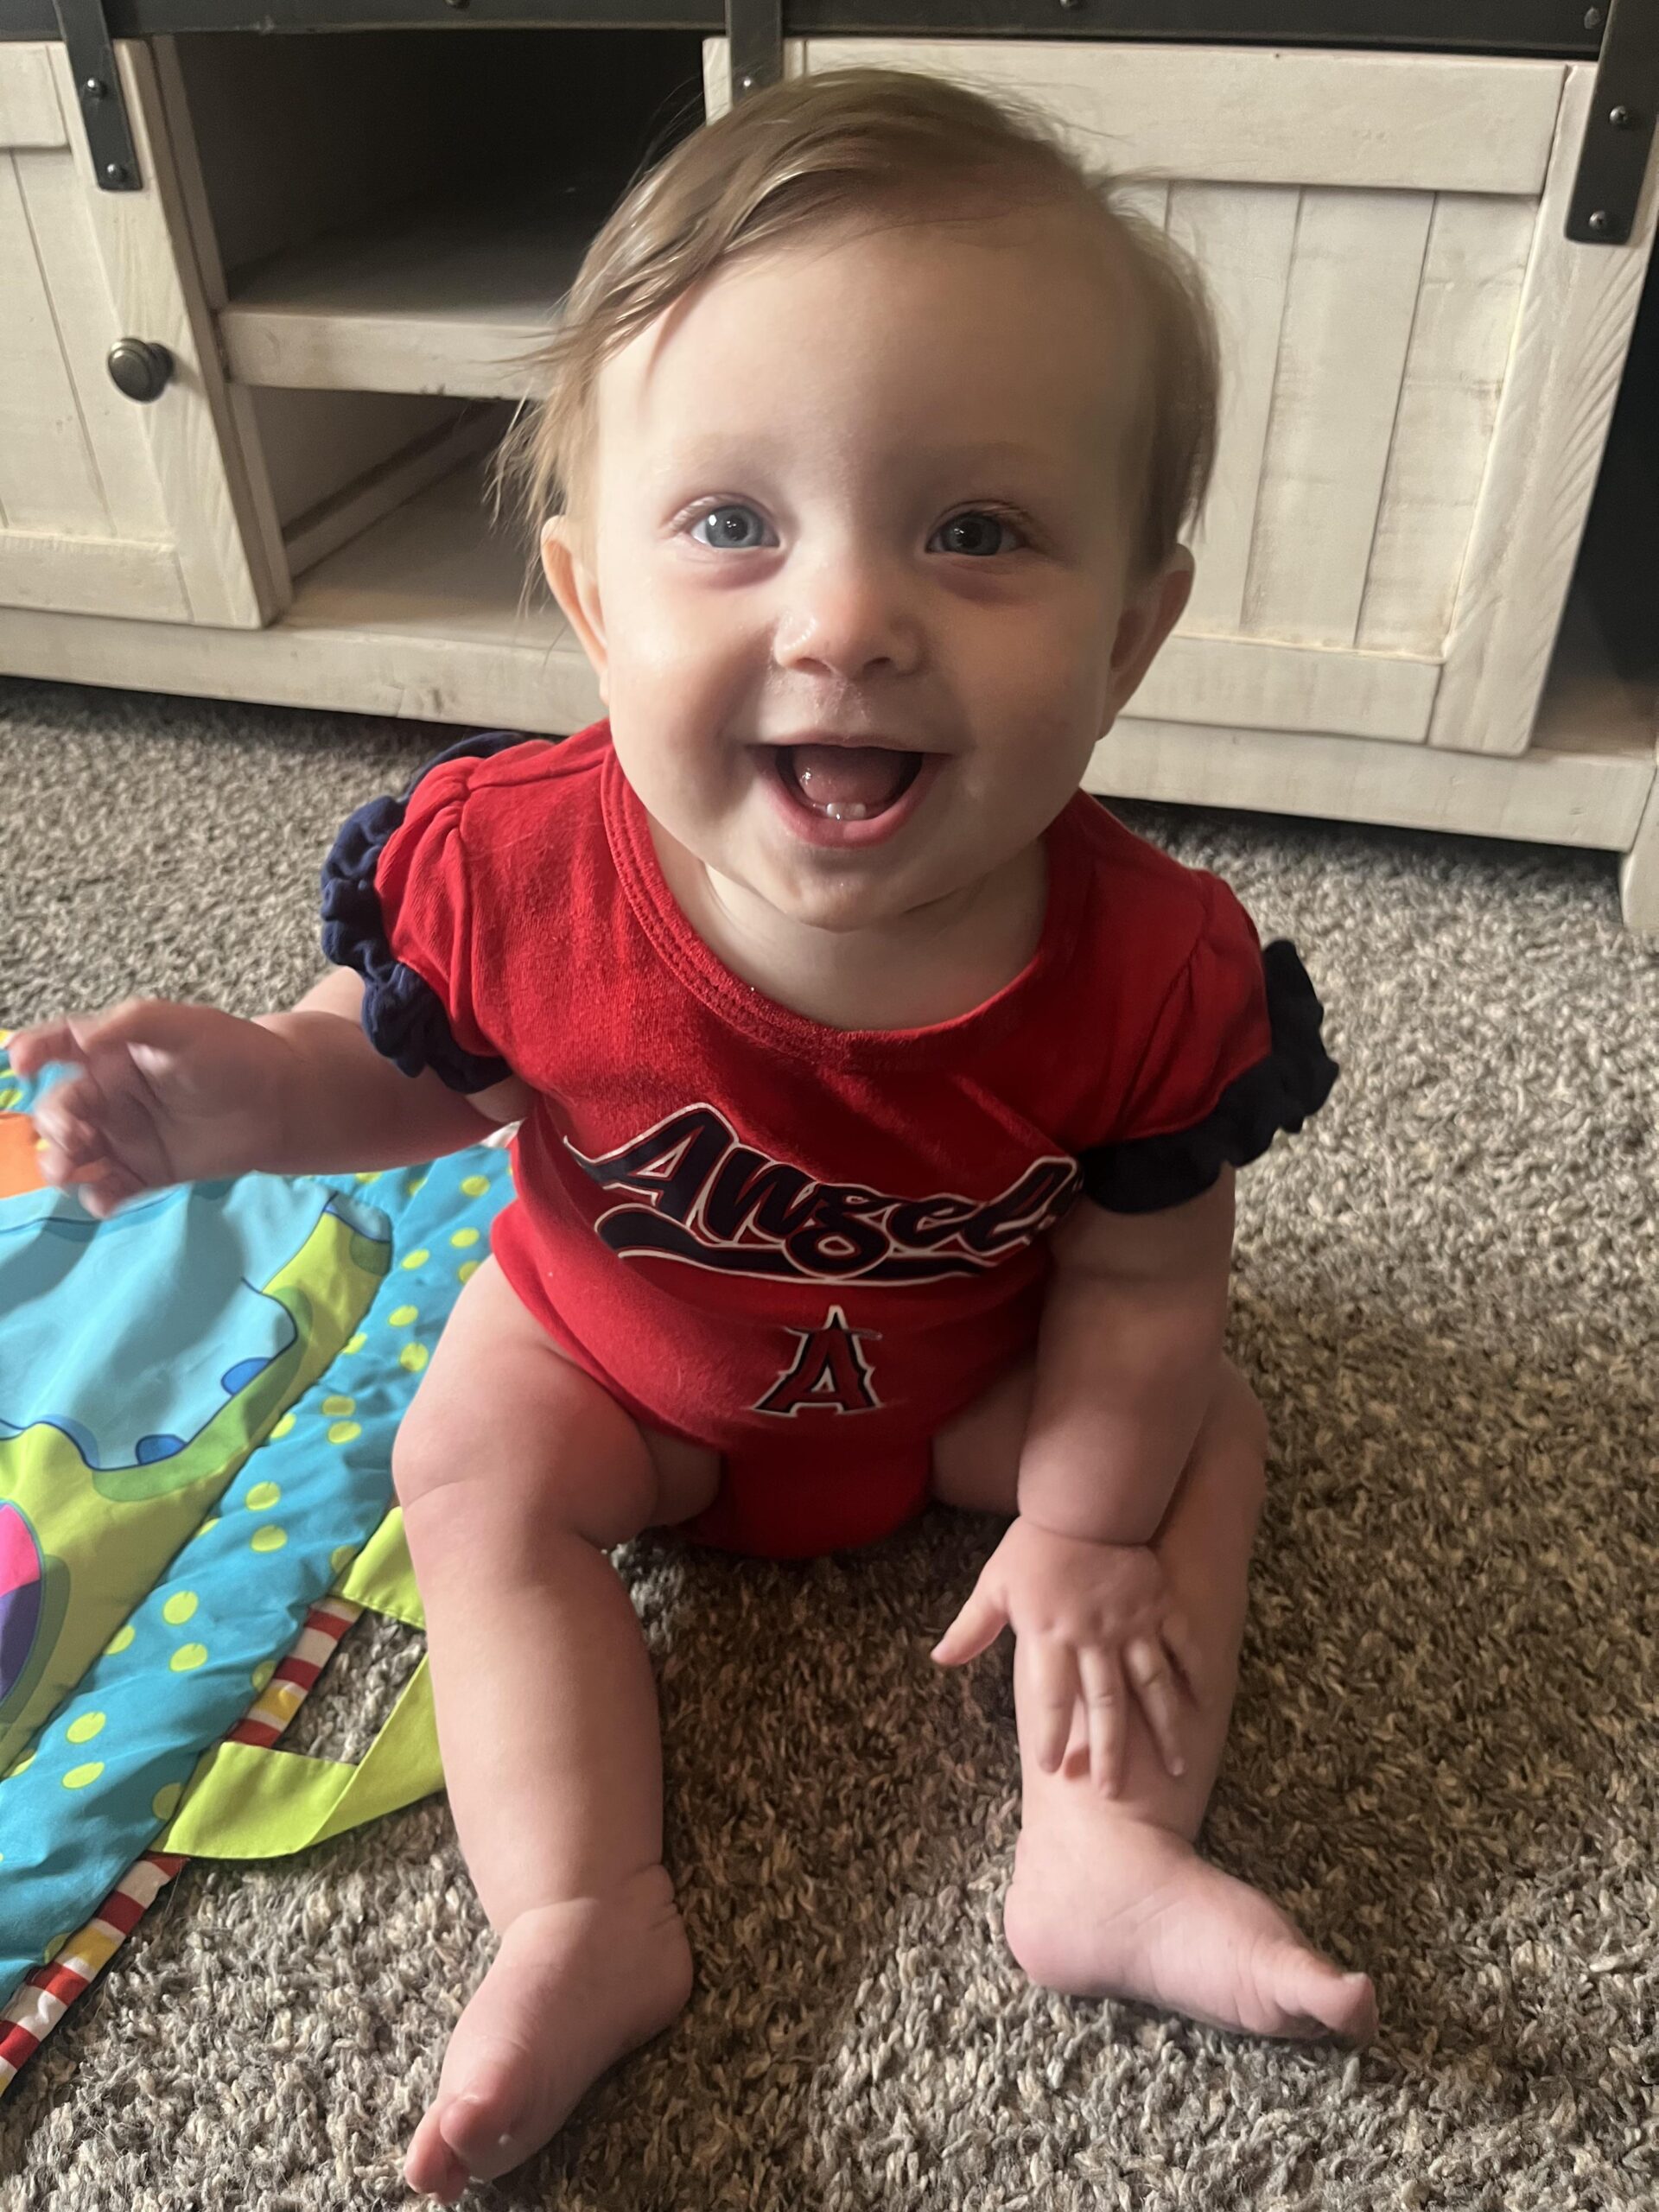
[10,63,1376,2200]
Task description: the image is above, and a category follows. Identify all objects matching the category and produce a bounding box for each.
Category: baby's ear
[540,515,608,701]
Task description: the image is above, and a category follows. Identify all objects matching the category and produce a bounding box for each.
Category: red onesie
[321,721,1337,1560]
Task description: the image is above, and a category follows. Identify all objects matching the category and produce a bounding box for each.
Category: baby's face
[543,197,1192,936]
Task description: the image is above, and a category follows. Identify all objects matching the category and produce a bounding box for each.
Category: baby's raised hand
[8,998,290,1217]
[931,1515,1200,1796]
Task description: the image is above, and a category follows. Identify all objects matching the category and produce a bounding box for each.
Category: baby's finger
[1026,1637,1078,1774]
[68,1156,143,1217]
[31,1077,96,1142]
[1162,1610,1204,1702]
[3,1021,83,1077]
[1125,1637,1186,1780]
[1077,1644,1128,1797]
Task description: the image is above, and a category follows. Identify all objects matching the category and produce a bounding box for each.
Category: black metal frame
[0,1,1608,48]
[16,0,1651,246]
[1566,0,1657,243]
[50,0,141,188]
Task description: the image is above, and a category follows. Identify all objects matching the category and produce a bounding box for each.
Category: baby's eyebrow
[651,435,1071,490]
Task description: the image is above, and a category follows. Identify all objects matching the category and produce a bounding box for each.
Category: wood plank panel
[15,144,174,545]
[785,40,1564,196]
[0,44,66,151]
[1428,63,1659,755]
[0,527,188,620]
[1356,192,1535,654]
[1135,630,1436,742]
[1243,186,1433,646]
[1172,182,1299,634]
[52,42,265,626]
[1091,716,1649,851]
[0,151,110,534]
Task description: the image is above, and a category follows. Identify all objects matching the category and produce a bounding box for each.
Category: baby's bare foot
[403,1864,693,2202]
[1005,1812,1376,2045]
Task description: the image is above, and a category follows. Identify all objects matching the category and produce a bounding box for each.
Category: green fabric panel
[334,1506,424,1630]
[158,1655,442,1860]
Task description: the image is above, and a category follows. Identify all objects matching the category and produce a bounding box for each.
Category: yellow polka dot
[343,1332,366,1355]
[194,1517,219,1541]
[170,1643,207,1673]
[353,1171,382,1185]
[389,1305,418,1328]
[162,1592,198,1625]
[0,1085,19,1111]
[245,1482,282,1511]
[251,1525,288,1554]
[270,1412,296,1441]
[251,1660,275,1691]
[152,1783,183,1821]
[399,1343,429,1374]
[457,1261,480,1283]
[461,1175,489,1198]
[6,1751,35,1778]
[105,1624,135,1656]
[328,1421,361,1445]
[401,1249,429,1270]
[405,1175,428,1198]
[321,1396,354,1418]
[42,1934,67,1963]
[450,1227,480,1249]
[330,1544,356,1574]
[66,1712,105,1745]
[63,1763,105,1789]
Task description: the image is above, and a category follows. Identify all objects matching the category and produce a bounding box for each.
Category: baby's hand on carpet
[931,1516,1201,1796]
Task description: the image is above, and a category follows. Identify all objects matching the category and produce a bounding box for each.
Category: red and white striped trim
[0,1594,364,2094]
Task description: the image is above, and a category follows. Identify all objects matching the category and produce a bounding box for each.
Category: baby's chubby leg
[932,1359,1376,2044]
[393,1256,720,2202]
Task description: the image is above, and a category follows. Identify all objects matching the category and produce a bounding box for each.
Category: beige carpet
[0,673,1654,2211]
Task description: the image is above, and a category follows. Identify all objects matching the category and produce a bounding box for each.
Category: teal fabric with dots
[0,1041,512,1993]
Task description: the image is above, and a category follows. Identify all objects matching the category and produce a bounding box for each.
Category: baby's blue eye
[932,512,1020,556]
[690,504,772,550]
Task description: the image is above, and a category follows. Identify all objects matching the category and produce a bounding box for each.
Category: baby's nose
[772,553,924,680]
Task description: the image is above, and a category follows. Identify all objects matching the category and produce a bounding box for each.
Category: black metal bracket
[728,0,782,105]
[1566,0,1656,243]
[52,0,142,190]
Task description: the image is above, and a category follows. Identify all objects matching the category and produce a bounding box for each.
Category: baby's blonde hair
[489,63,1219,600]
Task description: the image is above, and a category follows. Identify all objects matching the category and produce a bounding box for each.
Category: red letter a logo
[753,1303,883,1416]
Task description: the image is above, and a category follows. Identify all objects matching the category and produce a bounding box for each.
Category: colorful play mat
[0,1033,502,2092]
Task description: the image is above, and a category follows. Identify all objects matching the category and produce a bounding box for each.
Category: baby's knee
[391,1391,477,1519]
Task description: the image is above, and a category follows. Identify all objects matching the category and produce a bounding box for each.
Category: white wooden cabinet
[0,27,1655,930]
[0,41,276,627]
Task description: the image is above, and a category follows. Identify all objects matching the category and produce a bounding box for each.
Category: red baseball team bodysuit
[321,721,1337,1560]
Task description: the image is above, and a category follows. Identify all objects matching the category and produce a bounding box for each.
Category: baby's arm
[11,968,533,1214]
[1017,1168,1235,1546]
[255,964,533,1172]
[931,1172,1235,1793]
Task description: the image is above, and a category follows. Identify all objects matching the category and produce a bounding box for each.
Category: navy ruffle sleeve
[1077,888,1339,1216]
[319,730,528,1091]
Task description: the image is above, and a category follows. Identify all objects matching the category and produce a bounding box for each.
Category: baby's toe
[403,2107,473,2203]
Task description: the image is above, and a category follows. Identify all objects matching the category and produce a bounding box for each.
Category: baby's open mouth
[774,742,924,822]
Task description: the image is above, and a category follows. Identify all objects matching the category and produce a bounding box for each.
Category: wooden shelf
[219,176,613,397]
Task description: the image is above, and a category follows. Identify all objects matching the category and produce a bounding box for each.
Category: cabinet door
[0,41,270,626]
[708,41,1658,760]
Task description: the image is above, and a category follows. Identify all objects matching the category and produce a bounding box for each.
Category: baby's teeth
[823,799,875,821]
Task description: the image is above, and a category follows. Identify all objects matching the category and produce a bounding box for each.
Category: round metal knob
[106,339,174,403]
